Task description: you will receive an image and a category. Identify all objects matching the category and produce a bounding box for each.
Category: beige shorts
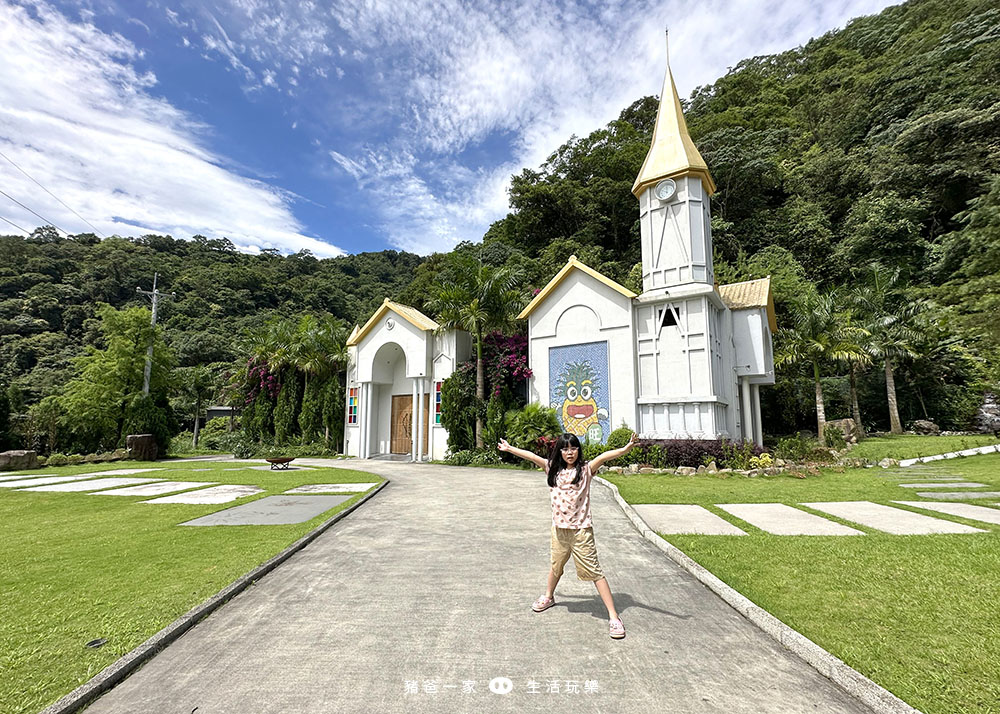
[550,525,605,581]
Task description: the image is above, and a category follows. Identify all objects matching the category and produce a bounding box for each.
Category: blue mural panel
[549,341,611,444]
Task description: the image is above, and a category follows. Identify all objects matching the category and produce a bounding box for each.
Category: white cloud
[0,1,343,257]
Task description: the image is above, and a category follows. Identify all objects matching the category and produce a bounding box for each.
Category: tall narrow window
[434,381,442,424]
[348,387,359,425]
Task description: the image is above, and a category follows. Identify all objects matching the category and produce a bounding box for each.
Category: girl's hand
[625,433,639,450]
[498,438,510,452]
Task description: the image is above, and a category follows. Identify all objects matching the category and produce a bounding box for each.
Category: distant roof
[718,277,777,332]
[346,298,439,346]
[517,255,637,320]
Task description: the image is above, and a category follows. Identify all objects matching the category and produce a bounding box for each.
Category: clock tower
[632,34,716,292]
[632,34,735,440]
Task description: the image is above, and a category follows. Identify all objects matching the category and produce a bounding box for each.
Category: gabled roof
[718,277,777,332]
[632,34,716,197]
[346,298,439,346]
[517,255,637,320]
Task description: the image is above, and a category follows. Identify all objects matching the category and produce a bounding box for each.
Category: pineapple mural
[549,342,611,444]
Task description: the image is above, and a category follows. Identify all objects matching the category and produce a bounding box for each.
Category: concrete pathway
[85,459,873,714]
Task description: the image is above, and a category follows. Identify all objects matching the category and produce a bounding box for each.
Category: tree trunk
[885,359,902,434]
[849,362,865,438]
[192,407,201,449]
[814,361,827,447]
[475,329,484,449]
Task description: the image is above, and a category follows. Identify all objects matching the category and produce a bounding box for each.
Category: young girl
[498,431,639,639]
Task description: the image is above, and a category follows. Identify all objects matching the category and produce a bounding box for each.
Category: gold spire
[631,32,716,197]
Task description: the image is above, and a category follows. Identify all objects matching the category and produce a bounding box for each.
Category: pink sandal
[532,595,555,612]
[609,617,625,639]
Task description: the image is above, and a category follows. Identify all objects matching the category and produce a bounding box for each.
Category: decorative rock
[628,463,639,474]
[775,458,786,467]
[912,419,940,435]
[639,467,655,474]
[696,465,707,474]
[126,434,158,461]
[707,461,718,473]
[0,450,38,471]
[676,466,696,476]
[826,418,861,444]
[878,457,898,468]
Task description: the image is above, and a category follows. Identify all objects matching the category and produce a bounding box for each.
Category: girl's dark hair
[547,433,584,487]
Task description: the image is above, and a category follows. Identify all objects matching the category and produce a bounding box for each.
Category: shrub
[775,434,811,462]
[471,449,501,466]
[504,403,561,454]
[749,453,773,469]
[606,424,635,450]
[36,455,47,467]
[616,438,766,469]
[445,450,474,466]
[721,440,756,470]
[824,425,847,450]
[110,449,128,461]
[83,453,102,463]
[198,417,234,450]
[47,453,68,466]
[66,454,83,465]
[440,365,477,452]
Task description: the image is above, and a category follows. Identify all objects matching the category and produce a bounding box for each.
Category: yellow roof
[517,256,637,320]
[632,35,716,197]
[717,277,777,332]
[346,298,439,346]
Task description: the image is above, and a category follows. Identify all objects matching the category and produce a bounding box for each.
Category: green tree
[775,292,865,446]
[428,256,524,448]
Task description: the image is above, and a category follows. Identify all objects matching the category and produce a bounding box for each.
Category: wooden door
[390,395,412,454]
[421,393,430,455]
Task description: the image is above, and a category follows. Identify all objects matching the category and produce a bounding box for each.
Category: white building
[519,44,775,445]
[345,43,774,459]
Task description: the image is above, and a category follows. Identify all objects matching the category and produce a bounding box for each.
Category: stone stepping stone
[0,475,104,488]
[191,468,213,472]
[916,491,1000,501]
[20,477,163,492]
[632,504,746,535]
[716,503,864,536]
[74,468,163,477]
[92,481,218,497]
[143,485,264,504]
[0,472,53,482]
[898,482,987,489]
[893,502,1000,526]
[179,495,351,526]
[802,501,985,535]
[284,483,378,494]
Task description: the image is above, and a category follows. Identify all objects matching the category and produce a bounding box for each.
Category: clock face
[654,179,676,201]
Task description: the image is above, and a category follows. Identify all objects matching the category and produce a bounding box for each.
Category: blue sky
[0,0,899,257]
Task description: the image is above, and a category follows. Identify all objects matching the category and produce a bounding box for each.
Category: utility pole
[136,273,175,395]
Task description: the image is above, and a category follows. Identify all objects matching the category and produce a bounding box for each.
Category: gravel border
[595,476,923,714]
[38,480,389,714]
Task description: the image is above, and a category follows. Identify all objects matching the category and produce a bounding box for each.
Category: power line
[0,187,70,236]
[0,148,107,238]
[0,213,30,235]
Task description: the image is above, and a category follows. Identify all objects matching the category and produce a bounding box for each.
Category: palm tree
[775,292,866,447]
[838,290,875,438]
[291,314,349,443]
[428,254,524,448]
[850,265,921,434]
[178,365,219,449]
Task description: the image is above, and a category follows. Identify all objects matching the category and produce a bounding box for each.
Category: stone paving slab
[19,477,163,492]
[0,472,50,481]
[284,483,379,494]
[92,481,219,497]
[900,443,1000,466]
[143,485,264,504]
[898,482,986,488]
[632,504,746,535]
[917,491,1000,501]
[893,501,1000,526]
[180,495,352,526]
[802,501,986,534]
[0,475,103,488]
[716,503,864,536]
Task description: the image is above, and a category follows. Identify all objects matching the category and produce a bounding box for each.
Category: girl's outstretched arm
[498,438,548,470]
[590,432,640,472]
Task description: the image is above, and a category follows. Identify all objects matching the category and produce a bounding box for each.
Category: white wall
[527,271,636,436]
[638,176,714,291]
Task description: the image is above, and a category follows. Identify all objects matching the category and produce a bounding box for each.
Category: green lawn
[605,454,1000,714]
[844,433,1000,462]
[0,460,381,714]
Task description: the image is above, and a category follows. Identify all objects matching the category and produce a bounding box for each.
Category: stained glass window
[348,387,358,425]
[434,381,442,424]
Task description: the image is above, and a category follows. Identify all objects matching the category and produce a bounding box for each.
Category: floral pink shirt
[550,462,593,529]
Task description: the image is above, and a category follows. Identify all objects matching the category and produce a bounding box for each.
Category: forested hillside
[1,0,997,450]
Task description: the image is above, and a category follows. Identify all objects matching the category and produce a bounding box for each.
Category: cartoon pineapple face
[553,360,608,439]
